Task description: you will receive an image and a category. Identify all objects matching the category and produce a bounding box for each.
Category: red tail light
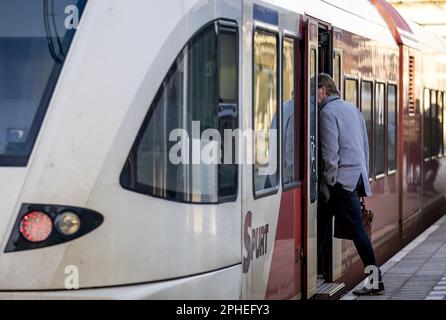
[5,204,104,252]
[19,211,53,243]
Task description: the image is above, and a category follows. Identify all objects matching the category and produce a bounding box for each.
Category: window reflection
[345,79,358,107]
[253,30,278,193]
[424,88,431,159]
[388,84,397,172]
[361,81,373,177]
[375,83,385,176]
[121,22,238,204]
[282,37,296,185]
[0,0,87,166]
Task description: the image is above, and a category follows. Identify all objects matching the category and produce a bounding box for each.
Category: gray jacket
[319,95,372,198]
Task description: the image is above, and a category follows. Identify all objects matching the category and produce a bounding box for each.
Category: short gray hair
[318,73,340,97]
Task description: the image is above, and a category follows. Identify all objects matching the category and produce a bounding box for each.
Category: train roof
[264,0,446,53]
[263,0,397,47]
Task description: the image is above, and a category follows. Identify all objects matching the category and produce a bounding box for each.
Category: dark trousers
[331,177,381,280]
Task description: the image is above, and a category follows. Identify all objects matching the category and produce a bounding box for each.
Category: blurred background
[388,0,446,42]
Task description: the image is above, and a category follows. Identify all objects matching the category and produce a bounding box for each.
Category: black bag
[334,197,373,240]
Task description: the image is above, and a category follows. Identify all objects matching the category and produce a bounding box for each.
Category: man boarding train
[318,73,385,296]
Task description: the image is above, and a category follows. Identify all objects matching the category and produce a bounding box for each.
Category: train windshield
[0,0,86,166]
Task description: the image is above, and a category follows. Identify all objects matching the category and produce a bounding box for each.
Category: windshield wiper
[43,0,65,64]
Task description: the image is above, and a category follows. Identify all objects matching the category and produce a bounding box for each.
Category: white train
[1,0,445,300]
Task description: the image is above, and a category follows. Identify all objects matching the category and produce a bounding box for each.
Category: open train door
[303,17,346,299]
[303,17,319,299]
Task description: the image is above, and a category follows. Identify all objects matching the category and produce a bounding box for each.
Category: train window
[361,81,373,178]
[219,28,237,102]
[282,37,302,187]
[375,83,385,177]
[388,84,397,172]
[444,92,446,156]
[217,24,239,199]
[0,0,87,167]
[253,29,279,196]
[120,21,239,204]
[334,53,341,92]
[437,91,443,156]
[424,88,431,159]
[345,78,358,107]
[309,48,317,202]
[431,90,439,158]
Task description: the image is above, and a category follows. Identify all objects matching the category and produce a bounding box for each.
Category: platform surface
[343,214,446,300]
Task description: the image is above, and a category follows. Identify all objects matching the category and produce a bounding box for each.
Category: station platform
[342,214,446,300]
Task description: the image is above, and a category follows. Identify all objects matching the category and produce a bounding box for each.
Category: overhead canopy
[388,0,446,43]
[374,0,413,33]
[370,0,414,45]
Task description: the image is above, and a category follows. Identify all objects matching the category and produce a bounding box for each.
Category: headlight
[55,211,81,236]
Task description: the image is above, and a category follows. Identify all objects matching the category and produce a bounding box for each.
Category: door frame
[303,17,319,299]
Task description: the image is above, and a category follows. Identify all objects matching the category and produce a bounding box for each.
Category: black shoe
[352,282,385,296]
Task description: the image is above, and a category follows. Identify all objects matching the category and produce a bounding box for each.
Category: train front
[0,0,242,299]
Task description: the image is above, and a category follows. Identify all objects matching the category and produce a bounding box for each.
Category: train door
[303,18,319,299]
[304,17,345,299]
[263,20,306,299]
[241,5,283,299]
[316,22,334,283]
[241,3,304,300]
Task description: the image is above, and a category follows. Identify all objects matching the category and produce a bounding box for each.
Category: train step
[314,282,346,300]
